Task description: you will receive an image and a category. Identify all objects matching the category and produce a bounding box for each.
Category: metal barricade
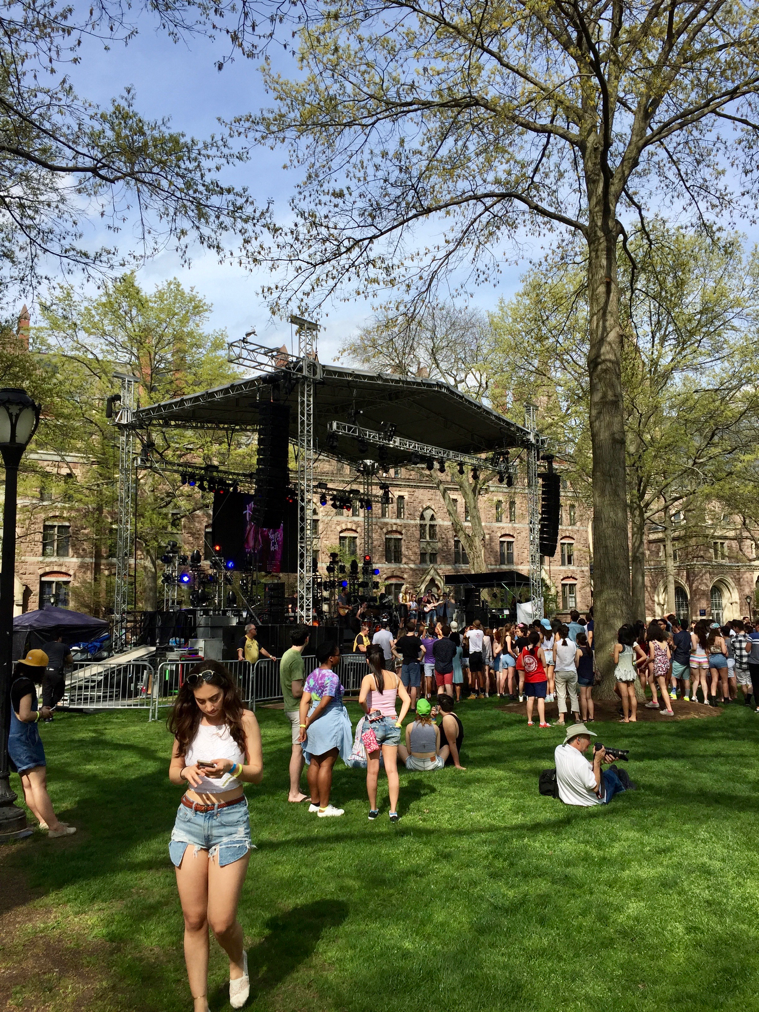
[64,659,155,711]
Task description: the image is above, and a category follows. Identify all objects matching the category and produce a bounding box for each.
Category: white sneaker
[308,803,319,813]
[229,951,249,1009]
[48,825,76,837]
[317,804,344,818]
[645,702,659,709]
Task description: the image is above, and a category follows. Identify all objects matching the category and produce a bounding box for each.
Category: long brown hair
[694,621,709,650]
[366,644,386,693]
[167,660,247,759]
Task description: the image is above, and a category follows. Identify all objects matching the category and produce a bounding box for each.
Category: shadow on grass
[209,900,349,1010]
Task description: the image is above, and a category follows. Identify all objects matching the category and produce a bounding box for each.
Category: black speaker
[212,491,255,570]
[251,402,290,528]
[539,472,561,557]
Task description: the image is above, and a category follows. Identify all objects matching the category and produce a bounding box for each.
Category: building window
[464,502,470,522]
[499,538,514,566]
[673,548,679,563]
[672,511,684,526]
[204,525,214,561]
[451,498,458,515]
[711,584,724,624]
[385,534,403,564]
[495,500,503,523]
[561,582,577,611]
[420,507,438,565]
[381,500,389,518]
[569,504,576,525]
[311,509,319,539]
[560,540,575,566]
[712,541,727,561]
[340,534,358,559]
[509,500,516,523]
[385,581,404,603]
[42,523,70,558]
[393,467,402,478]
[351,501,359,517]
[39,484,53,503]
[558,507,564,526]
[675,585,688,623]
[396,496,405,520]
[40,579,70,608]
[454,538,469,565]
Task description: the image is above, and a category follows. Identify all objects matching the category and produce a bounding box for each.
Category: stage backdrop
[212,491,297,573]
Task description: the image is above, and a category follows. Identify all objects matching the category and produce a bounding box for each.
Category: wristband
[299,723,307,727]
[34,711,40,723]
[395,722,402,728]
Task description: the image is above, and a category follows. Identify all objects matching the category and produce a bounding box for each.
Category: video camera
[594,743,630,762]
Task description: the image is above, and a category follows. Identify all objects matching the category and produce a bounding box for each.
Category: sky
[53,12,532,365]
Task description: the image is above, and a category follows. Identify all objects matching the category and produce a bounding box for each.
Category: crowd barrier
[60,651,370,721]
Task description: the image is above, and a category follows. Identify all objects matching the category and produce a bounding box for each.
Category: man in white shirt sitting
[554,723,629,806]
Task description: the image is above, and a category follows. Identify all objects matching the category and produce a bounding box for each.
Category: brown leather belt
[181,794,246,814]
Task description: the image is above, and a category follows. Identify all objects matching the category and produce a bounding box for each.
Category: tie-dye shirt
[304,667,344,703]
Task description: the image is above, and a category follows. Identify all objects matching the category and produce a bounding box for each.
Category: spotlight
[320,493,328,506]
[457,462,465,475]
[188,478,196,487]
[338,564,346,574]
[425,457,434,470]
[226,590,238,607]
[350,560,359,575]
[364,554,372,563]
[226,560,235,570]
[373,568,380,575]
[198,479,206,492]
[438,459,446,473]
[472,468,479,481]
[507,474,514,487]
[180,472,188,485]
[178,555,189,566]
[411,452,421,465]
[341,580,348,588]
[179,572,191,584]
[498,473,505,484]
[190,550,202,566]
[214,544,222,552]
[366,501,372,511]
[327,431,339,452]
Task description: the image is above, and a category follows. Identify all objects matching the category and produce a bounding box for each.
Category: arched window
[339,531,358,560]
[710,584,724,625]
[499,537,514,566]
[419,508,438,565]
[675,585,689,623]
[385,532,403,564]
[560,539,575,566]
[561,579,577,611]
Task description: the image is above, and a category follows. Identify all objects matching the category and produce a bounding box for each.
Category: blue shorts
[8,719,46,775]
[365,714,401,748]
[401,662,422,689]
[577,677,594,687]
[709,654,728,669]
[524,681,547,698]
[169,797,252,868]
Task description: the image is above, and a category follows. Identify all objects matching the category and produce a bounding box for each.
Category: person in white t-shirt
[372,620,395,663]
[554,723,627,806]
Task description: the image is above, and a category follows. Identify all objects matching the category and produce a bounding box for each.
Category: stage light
[180,472,188,485]
[226,590,237,607]
[226,560,235,569]
[338,564,346,574]
[366,501,372,511]
[188,479,196,487]
[373,568,380,575]
[214,544,221,552]
[364,554,372,563]
[472,467,479,481]
[160,553,172,565]
[178,554,189,566]
[507,474,514,487]
[438,459,446,473]
[350,560,359,574]
[327,431,339,452]
[498,473,505,484]
[167,540,178,551]
[410,452,420,465]
[320,493,327,506]
[341,580,348,588]
[190,550,202,566]
[457,462,465,475]
[179,572,191,584]
[425,456,434,470]
[198,479,206,491]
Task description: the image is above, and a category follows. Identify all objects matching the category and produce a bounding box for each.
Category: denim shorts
[8,719,46,775]
[169,797,252,868]
[401,662,422,689]
[366,715,401,747]
[709,654,728,669]
[405,754,444,771]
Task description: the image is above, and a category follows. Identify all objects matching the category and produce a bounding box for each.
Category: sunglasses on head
[186,669,224,688]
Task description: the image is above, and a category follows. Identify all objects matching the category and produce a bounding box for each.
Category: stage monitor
[211,490,297,573]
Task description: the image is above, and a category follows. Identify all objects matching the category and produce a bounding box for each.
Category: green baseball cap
[416,699,432,715]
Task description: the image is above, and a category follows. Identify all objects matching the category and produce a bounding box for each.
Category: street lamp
[0,388,41,840]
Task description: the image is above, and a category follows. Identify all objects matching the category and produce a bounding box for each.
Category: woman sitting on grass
[168,660,264,1012]
[8,649,75,837]
[397,698,443,769]
[358,644,411,821]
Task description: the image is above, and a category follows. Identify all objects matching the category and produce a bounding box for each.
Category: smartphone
[196,760,216,769]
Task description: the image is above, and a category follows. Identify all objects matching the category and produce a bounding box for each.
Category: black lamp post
[0,388,41,840]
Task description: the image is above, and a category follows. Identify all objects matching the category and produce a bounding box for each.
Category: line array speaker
[539,472,561,557]
[251,402,290,528]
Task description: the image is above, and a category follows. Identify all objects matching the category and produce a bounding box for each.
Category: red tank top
[522,646,546,683]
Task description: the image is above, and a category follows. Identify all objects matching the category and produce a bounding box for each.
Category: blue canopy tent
[12,606,109,661]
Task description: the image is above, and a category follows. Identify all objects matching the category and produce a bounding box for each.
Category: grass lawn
[2,699,759,1012]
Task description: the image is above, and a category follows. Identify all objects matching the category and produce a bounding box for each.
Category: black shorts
[469,651,483,672]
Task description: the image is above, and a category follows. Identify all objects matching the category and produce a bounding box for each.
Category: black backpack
[539,768,559,798]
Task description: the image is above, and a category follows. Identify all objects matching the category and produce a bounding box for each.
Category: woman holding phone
[358,644,411,820]
[168,660,263,1012]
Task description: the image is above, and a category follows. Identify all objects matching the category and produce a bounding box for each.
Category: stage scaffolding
[122,343,549,634]
[113,373,138,650]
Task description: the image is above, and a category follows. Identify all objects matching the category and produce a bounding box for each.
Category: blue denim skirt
[169,797,252,868]
[8,714,46,775]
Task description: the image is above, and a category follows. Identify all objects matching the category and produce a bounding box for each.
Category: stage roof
[444,570,531,589]
[129,362,532,463]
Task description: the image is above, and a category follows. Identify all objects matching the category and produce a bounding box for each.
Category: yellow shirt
[243,637,260,664]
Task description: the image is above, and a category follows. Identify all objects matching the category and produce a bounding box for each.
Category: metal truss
[113,373,138,651]
[295,318,319,622]
[525,402,544,620]
[136,458,256,488]
[362,468,374,560]
[326,422,516,478]
[227,333,301,376]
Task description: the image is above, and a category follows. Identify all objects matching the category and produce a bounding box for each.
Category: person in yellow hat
[8,649,76,836]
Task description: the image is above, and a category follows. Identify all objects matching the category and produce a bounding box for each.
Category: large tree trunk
[630,489,647,622]
[586,211,632,698]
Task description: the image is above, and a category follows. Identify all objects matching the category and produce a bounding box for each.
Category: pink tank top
[368,676,398,718]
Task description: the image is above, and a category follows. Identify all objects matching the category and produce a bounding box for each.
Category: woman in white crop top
[358,644,411,821]
[168,661,263,1012]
